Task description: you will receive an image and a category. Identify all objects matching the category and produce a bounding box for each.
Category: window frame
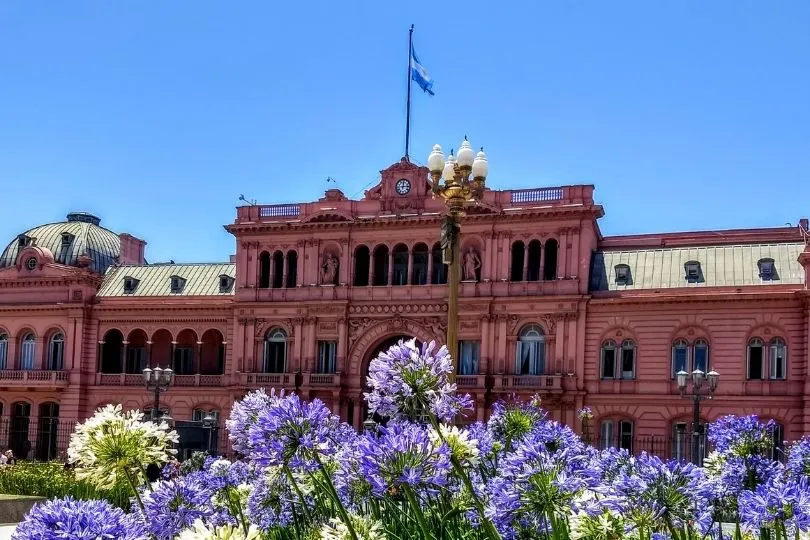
[600,340,617,379]
[458,340,480,376]
[20,333,36,370]
[769,338,787,380]
[0,333,7,370]
[620,340,636,379]
[614,264,632,285]
[317,340,337,374]
[671,339,690,377]
[747,338,765,380]
[263,329,287,373]
[48,333,64,371]
[516,325,545,376]
[599,419,634,452]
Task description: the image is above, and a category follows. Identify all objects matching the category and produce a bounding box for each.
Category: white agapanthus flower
[67,404,178,488]
[429,424,480,466]
[177,519,261,540]
[319,514,387,540]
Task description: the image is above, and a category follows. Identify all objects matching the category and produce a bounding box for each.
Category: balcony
[492,374,563,393]
[303,372,341,387]
[0,370,68,388]
[94,373,225,387]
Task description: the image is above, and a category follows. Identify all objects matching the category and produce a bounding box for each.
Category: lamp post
[427,138,489,382]
[202,413,216,454]
[676,368,719,465]
[142,366,175,421]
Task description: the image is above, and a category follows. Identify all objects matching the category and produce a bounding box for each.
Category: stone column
[498,315,509,374]
[96,341,104,373]
[539,243,547,280]
[170,341,177,371]
[292,318,304,373]
[121,341,128,373]
[306,319,317,372]
[522,243,530,281]
[36,336,45,370]
[282,252,289,288]
[426,249,433,284]
[337,318,347,373]
[196,341,203,374]
[146,341,153,368]
[388,250,394,285]
[407,248,414,285]
[484,232,494,281]
[221,341,228,376]
[480,316,490,374]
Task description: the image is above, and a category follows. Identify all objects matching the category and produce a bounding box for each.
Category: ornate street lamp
[142,366,174,421]
[676,368,719,465]
[202,413,216,454]
[427,138,489,382]
[363,413,377,434]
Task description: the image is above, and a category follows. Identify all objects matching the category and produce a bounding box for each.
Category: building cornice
[600,226,804,249]
[589,288,806,306]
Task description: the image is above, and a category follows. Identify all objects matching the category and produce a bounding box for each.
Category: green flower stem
[312,453,360,540]
[403,484,434,540]
[283,464,314,524]
[430,416,502,540]
[226,485,250,537]
[122,468,145,514]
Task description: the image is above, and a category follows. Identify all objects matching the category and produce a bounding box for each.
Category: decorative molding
[348,304,447,315]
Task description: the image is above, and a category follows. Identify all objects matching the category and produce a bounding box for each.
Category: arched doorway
[359,335,422,427]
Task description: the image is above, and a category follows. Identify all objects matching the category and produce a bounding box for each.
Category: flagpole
[405,24,414,161]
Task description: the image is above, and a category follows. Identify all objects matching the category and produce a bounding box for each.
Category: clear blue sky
[1,1,808,263]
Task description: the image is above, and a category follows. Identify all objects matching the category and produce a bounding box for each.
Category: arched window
[671,339,689,377]
[101,329,124,374]
[411,243,429,285]
[599,419,633,452]
[543,239,558,280]
[516,325,545,376]
[353,245,370,286]
[47,333,64,371]
[431,242,447,285]
[0,332,7,370]
[770,338,787,380]
[272,251,284,289]
[372,245,389,286]
[693,339,709,373]
[36,402,60,461]
[747,338,764,380]
[600,340,617,379]
[263,329,287,373]
[20,334,36,371]
[526,240,541,281]
[392,244,409,286]
[258,251,271,289]
[510,241,525,282]
[286,250,298,288]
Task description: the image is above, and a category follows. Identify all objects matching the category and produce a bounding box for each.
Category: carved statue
[321,254,339,285]
[462,249,481,281]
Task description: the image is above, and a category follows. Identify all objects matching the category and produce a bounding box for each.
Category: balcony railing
[492,374,563,392]
[510,187,564,204]
[304,373,341,386]
[94,373,225,387]
[241,373,292,387]
[456,375,486,388]
[0,370,68,386]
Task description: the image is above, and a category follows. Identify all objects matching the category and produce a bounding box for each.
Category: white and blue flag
[410,48,434,96]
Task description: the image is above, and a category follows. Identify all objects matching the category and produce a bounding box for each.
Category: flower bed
[12,339,810,539]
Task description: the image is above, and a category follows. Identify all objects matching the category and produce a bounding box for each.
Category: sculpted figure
[321,254,339,285]
[463,249,481,281]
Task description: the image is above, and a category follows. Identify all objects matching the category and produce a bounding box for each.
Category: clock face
[395,178,411,195]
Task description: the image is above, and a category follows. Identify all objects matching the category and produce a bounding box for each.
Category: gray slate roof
[99,263,236,297]
[590,242,805,291]
[0,213,121,274]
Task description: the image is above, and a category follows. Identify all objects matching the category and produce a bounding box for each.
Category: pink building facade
[1,158,810,460]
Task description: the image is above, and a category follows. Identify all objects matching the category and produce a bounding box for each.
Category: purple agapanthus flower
[13,497,147,540]
[709,415,777,456]
[359,420,451,497]
[244,392,346,467]
[364,338,473,422]
[739,475,810,532]
[486,395,548,452]
[787,437,810,479]
[135,474,214,540]
[226,388,284,456]
[246,465,298,529]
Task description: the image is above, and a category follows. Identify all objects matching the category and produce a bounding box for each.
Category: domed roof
[0,212,121,274]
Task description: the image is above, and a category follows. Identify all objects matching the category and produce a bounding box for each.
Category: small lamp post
[142,366,174,421]
[676,369,719,465]
[363,413,377,434]
[427,139,489,382]
[202,413,216,454]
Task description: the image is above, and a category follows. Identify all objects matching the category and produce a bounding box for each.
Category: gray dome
[0,212,121,274]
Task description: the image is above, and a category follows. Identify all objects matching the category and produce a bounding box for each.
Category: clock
[395,178,411,195]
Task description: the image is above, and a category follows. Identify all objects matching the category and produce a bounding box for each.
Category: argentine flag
[410,48,434,96]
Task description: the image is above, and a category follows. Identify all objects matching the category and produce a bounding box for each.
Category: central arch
[347,317,443,376]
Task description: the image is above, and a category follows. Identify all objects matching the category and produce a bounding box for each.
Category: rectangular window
[672,347,688,377]
[174,347,193,375]
[748,345,764,380]
[458,341,480,376]
[126,347,146,374]
[317,341,337,374]
[770,344,786,380]
[619,421,633,452]
[516,341,544,375]
[693,345,708,372]
[601,347,616,379]
[264,341,286,373]
[599,420,614,450]
[621,347,635,379]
